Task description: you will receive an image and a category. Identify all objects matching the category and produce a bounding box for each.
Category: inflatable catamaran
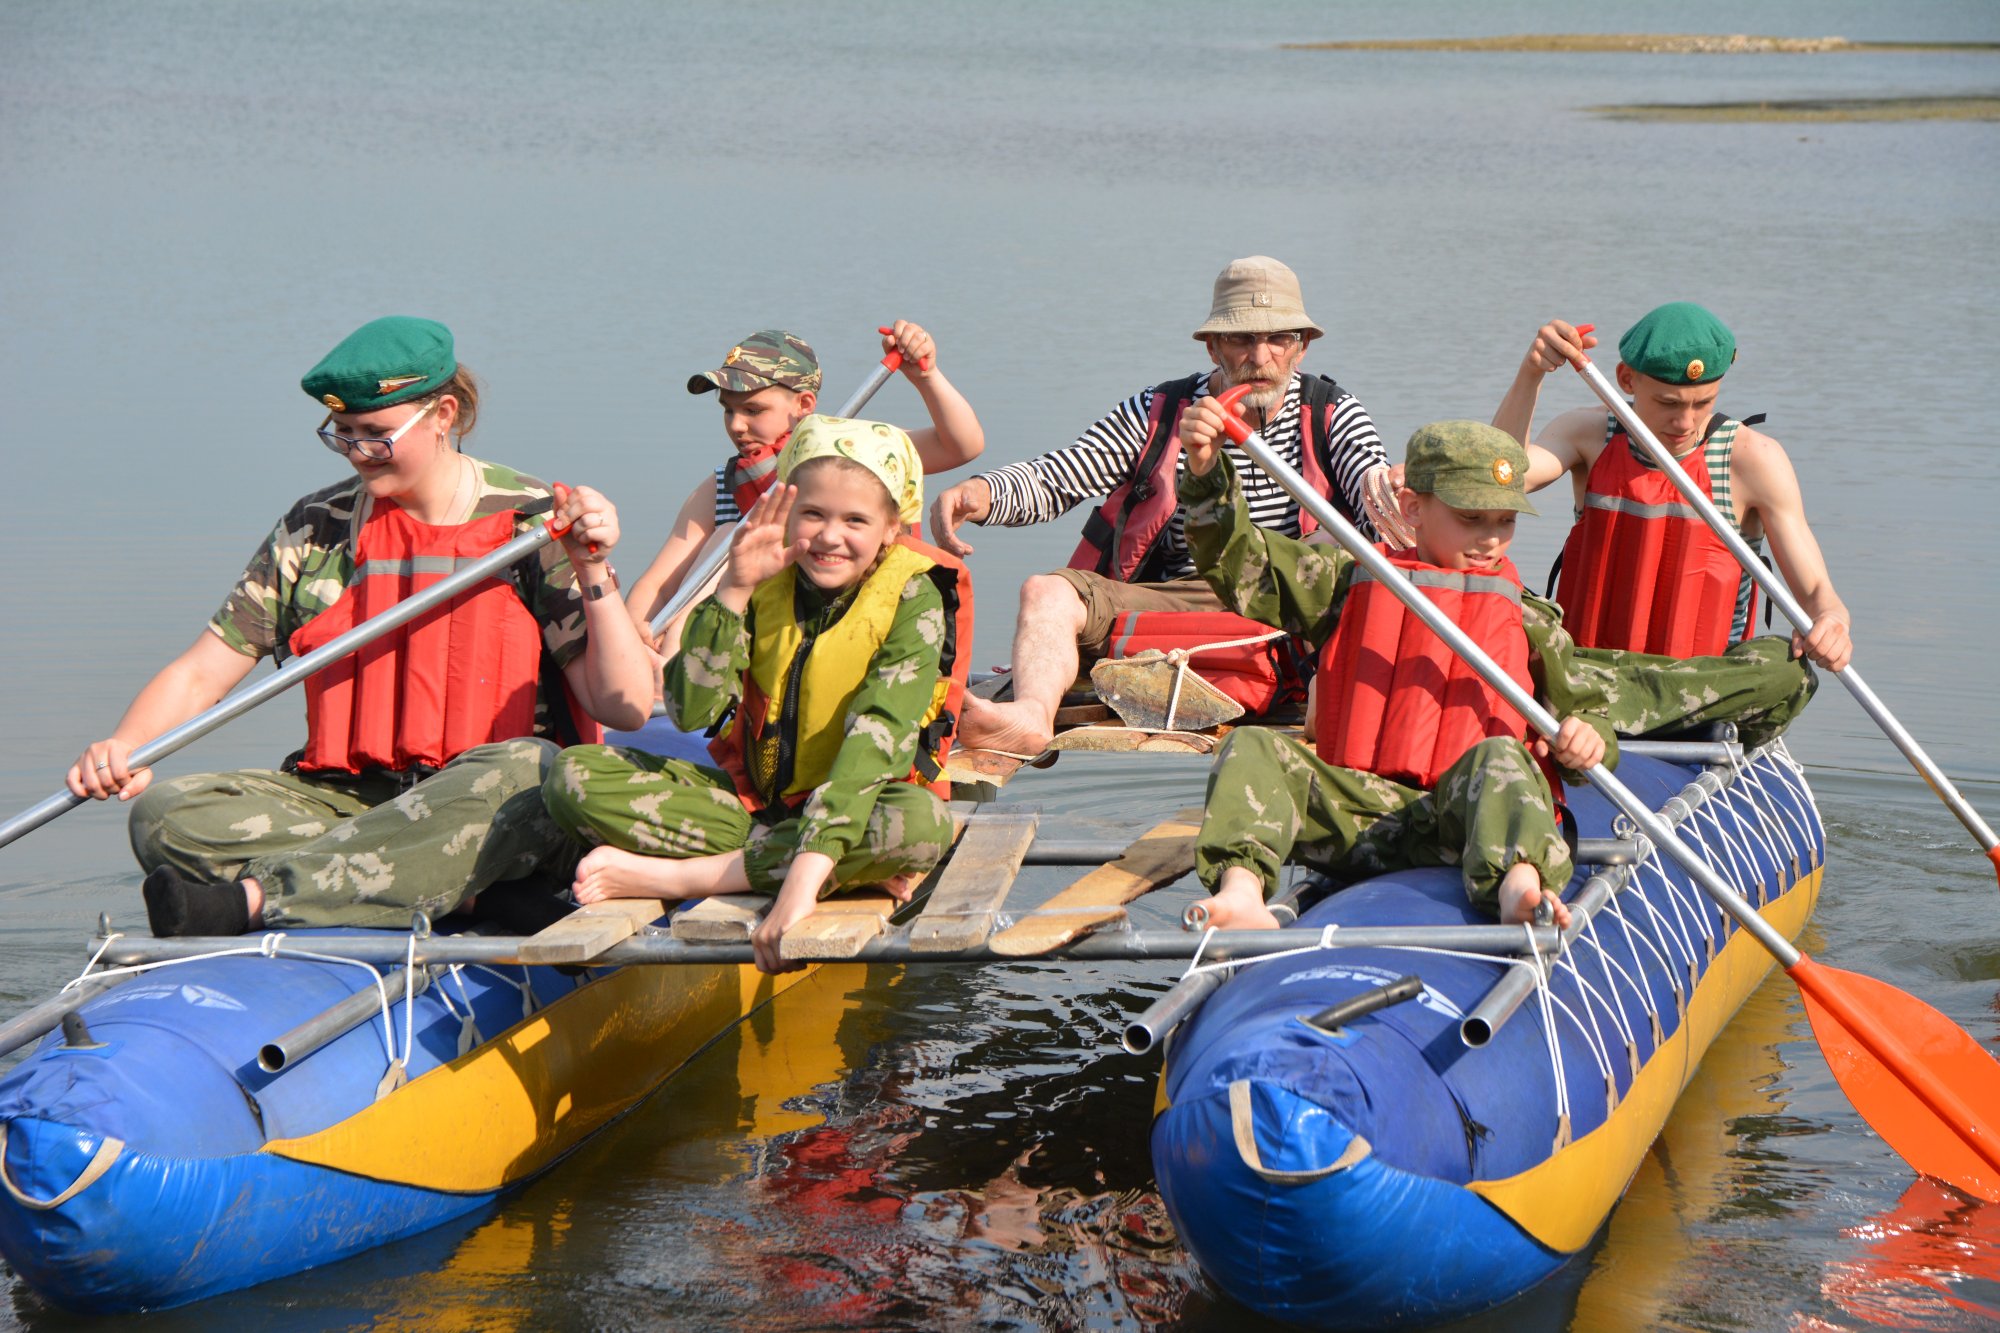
[0,727,1823,1322]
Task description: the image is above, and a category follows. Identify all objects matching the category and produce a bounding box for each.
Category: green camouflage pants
[1574,635,1816,748]
[541,744,954,896]
[1195,728,1573,914]
[127,739,571,929]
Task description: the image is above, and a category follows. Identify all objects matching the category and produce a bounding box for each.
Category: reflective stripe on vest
[1555,419,1747,657]
[709,536,973,811]
[290,505,547,775]
[1316,549,1532,790]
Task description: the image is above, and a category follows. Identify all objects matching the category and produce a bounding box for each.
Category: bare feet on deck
[572,846,681,904]
[957,695,1054,757]
[882,872,923,904]
[1497,862,1572,929]
[1200,868,1282,931]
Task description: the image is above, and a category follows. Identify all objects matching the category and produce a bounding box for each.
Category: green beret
[302,316,456,413]
[1403,420,1536,516]
[1618,302,1736,385]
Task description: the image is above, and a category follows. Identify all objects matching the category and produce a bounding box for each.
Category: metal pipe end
[257,1043,287,1074]
[1460,1016,1495,1048]
[1122,1021,1158,1056]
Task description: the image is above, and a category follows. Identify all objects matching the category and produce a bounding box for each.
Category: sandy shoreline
[1589,96,2000,122]
[1283,34,2000,55]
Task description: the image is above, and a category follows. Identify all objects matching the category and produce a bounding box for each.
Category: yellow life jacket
[707,539,966,811]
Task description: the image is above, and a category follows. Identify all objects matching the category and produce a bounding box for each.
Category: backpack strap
[1298,373,1362,527]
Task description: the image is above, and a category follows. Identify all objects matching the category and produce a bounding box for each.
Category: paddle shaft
[1572,357,1999,861]
[648,348,905,635]
[0,521,565,850]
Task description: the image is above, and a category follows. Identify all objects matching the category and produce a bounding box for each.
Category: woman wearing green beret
[66,316,657,936]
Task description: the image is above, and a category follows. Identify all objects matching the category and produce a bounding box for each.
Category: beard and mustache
[1224,361,1288,414]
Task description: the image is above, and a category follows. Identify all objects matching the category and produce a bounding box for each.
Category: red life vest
[709,534,975,813]
[1103,610,1309,716]
[1555,418,1749,657]
[289,501,602,775]
[1316,550,1532,790]
[1067,373,1352,583]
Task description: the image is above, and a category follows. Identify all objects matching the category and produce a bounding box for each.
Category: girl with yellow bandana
[542,416,970,974]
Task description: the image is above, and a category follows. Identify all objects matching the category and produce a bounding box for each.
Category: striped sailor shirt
[972,371,1387,581]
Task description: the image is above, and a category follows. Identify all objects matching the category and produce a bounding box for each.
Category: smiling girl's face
[785,458,902,592]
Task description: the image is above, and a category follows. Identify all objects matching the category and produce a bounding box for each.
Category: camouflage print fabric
[663,571,947,864]
[1179,453,1620,775]
[686,329,822,395]
[1572,635,1816,748]
[542,744,953,896]
[209,458,590,671]
[128,739,573,929]
[1196,728,1572,912]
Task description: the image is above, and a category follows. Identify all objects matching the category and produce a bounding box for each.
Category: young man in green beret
[1178,419,1614,932]
[1493,303,1845,746]
[624,322,985,658]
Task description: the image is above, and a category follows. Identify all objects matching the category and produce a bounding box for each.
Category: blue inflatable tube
[1152,748,1826,1328]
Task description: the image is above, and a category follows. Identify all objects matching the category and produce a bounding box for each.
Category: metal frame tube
[257,966,432,1073]
[0,975,129,1061]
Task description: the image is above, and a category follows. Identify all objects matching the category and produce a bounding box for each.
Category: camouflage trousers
[127,739,571,929]
[1195,728,1573,914]
[541,744,954,896]
[1574,635,1816,748]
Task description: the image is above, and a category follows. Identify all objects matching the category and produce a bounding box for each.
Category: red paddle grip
[1214,382,1256,443]
[547,483,598,554]
[876,325,907,373]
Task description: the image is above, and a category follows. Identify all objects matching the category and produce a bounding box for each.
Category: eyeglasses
[316,398,438,462]
[1215,330,1307,351]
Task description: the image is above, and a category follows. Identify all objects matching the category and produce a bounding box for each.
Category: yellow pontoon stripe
[1466,867,1821,1252]
[261,962,817,1193]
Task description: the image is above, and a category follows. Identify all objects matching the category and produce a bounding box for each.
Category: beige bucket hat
[1191,255,1325,341]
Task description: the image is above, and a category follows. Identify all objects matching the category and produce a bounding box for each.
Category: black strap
[1544,548,1563,600]
[1101,374,1205,577]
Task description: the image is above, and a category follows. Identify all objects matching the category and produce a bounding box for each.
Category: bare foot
[957,695,1054,756]
[572,846,682,904]
[881,871,923,903]
[1200,869,1282,931]
[1497,863,1571,928]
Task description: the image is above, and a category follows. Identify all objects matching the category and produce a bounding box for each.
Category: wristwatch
[582,567,620,601]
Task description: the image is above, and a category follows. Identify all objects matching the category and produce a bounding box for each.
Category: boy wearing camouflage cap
[625,320,985,658]
[1178,420,1616,931]
[1493,303,1841,745]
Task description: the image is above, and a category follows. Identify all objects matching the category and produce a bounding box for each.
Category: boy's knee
[539,746,606,832]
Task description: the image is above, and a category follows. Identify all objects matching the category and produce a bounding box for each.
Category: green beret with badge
[1618,302,1737,385]
[1403,420,1537,516]
[687,329,822,395]
[301,316,456,413]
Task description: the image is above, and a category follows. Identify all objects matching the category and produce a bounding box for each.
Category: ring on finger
[94,760,110,770]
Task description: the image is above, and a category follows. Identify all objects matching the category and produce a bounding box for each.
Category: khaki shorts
[1048,569,1225,659]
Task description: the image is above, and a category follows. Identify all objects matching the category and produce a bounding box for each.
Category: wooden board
[907,808,1041,952]
[987,807,1204,957]
[669,894,767,943]
[1045,726,1219,755]
[942,746,1052,789]
[515,899,666,965]
[779,889,900,960]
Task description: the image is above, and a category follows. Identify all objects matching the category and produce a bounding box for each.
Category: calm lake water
[3,1,1998,1328]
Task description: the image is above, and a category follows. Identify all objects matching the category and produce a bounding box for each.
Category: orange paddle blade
[1790,955,2000,1203]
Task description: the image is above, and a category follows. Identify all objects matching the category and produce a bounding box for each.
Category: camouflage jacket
[1181,456,1618,778]
[208,458,590,669]
[665,572,946,862]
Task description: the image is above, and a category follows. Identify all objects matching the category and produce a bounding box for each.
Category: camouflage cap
[687,330,822,395]
[778,414,923,527]
[301,316,455,413]
[1619,302,1736,385]
[1403,420,1537,516]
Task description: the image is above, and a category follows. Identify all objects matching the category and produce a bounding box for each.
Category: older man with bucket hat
[933,256,1401,755]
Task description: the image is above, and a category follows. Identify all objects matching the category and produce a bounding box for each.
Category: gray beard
[1229,372,1287,415]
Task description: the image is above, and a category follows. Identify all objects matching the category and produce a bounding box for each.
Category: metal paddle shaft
[0,519,568,850]
[1213,384,2000,1197]
[648,339,906,635]
[1570,355,2000,875]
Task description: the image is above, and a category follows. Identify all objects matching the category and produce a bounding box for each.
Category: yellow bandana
[777,415,924,526]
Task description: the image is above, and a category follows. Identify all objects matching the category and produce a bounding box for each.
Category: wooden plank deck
[907,808,1040,952]
[987,807,1204,957]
